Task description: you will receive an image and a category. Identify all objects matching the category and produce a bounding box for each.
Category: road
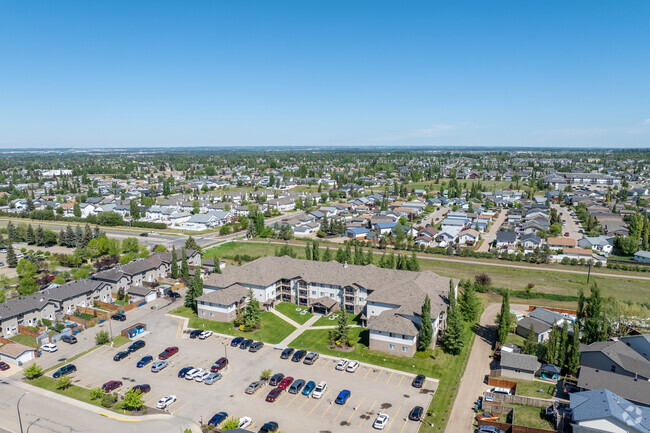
[444,302,499,433]
[477,210,506,253]
[551,204,583,242]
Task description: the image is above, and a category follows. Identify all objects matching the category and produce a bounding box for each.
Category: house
[457,229,479,245]
[126,286,158,303]
[499,351,541,381]
[580,340,650,380]
[520,233,543,250]
[634,251,650,263]
[547,237,577,250]
[570,389,650,433]
[495,231,517,249]
[578,236,614,256]
[0,342,36,365]
[345,227,370,240]
[621,334,650,361]
[515,308,565,342]
[576,366,650,407]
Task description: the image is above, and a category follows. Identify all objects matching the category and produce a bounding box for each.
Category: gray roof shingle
[500,351,541,372]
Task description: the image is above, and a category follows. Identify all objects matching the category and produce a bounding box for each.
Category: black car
[239,339,253,349]
[412,374,425,388]
[113,351,130,361]
[260,421,279,432]
[189,329,202,339]
[111,313,126,321]
[280,347,295,359]
[61,335,77,344]
[132,384,151,394]
[249,341,264,352]
[269,373,285,386]
[231,337,244,347]
[409,406,424,421]
[165,289,181,298]
[291,350,307,362]
[178,366,194,378]
[127,340,145,352]
[53,364,76,378]
[139,232,148,237]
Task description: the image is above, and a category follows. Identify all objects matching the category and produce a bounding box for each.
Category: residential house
[578,236,614,256]
[547,237,577,250]
[499,351,541,381]
[580,340,650,380]
[495,231,517,249]
[634,251,650,263]
[621,335,650,361]
[576,366,650,407]
[570,389,650,433]
[458,229,479,246]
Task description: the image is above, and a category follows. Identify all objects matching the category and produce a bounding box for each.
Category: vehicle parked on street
[102,380,123,392]
[303,352,319,365]
[280,348,295,359]
[231,337,244,346]
[158,346,178,359]
[265,388,283,402]
[302,380,316,396]
[409,406,423,421]
[204,372,222,385]
[132,384,151,394]
[156,395,176,409]
[151,361,168,372]
[166,289,181,298]
[208,412,228,427]
[210,357,228,372]
[346,360,360,373]
[111,313,126,321]
[249,341,264,352]
[291,350,307,362]
[312,381,327,398]
[61,335,77,344]
[53,364,76,378]
[335,389,351,404]
[128,340,145,352]
[269,373,285,386]
[41,343,58,353]
[336,359,349,370]
[113,351,130,361]
[373,413,389,429]
[412,374,425,388]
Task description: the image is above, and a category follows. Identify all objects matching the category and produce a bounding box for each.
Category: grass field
[274,302,314,324]
[172,306,296,344]
[111,335,131,347]
[30,375,101,407]
[505,333,526,347]
[312,311,362,327]
[509,403,556,430]
[10,333,38,348]
[202,241,648,303]
[407,178,516,192]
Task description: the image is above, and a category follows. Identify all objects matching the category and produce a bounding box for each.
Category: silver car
[204,372,222,385]
[151,361,168,372]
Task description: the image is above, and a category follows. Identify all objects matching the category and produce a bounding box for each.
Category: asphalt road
[551,203,583,242]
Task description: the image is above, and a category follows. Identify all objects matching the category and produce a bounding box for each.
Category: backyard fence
[484,391,556,408]
[478,421,556,433]
[17,325,40,337]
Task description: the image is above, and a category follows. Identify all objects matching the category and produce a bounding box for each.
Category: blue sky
[1,1,649,148]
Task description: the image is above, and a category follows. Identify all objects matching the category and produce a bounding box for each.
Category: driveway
[477,211,505,253]
[444,303,499,433]
[551,203,583,242]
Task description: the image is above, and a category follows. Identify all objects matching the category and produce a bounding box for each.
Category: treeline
[0,210,167,229]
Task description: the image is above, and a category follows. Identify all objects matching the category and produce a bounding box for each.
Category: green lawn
[509,403,555,430]
[289,322,476,433]
[275,302,314,325]
[10,333,38,348]
[492,376,556,399]
[172,306,296,344]
[408,178,516,192]
[30,375,101,407]
[505,333,525,347]
[312,311,362,327]
[111,335,131,347]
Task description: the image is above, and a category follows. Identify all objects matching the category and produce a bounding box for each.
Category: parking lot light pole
[17,391,29,433]
[223,341,228,361]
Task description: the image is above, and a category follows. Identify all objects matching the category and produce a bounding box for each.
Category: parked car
[373,413,390,430]
[204,372,222,385]
[177,366,194,378]
[280,347,295,359]
[208,412,228,427]
[158,346,178,359]
[111,313,126,321]
[184,368,201,380]
[53,364,76,378]
[156,395,176,409]
[199,330,213,340]
[312,381,327,398]
[346,360,360,373]
[303,352,319,365]
[127,340,145,352]
[238,417,253,429]
[137,356,153,368]
[210,357,228,372]
[41,343,58,353]
[189,329,202,339]
[102,380,123,392]
[278,376,294,390]
[409,406,424,421]
[0,361,10,371]
[269,373,285,386]
[245,381,264,394]
[302,380,316,396]
[151,361,168,372]
[335,389,351,404]
[239,339,253,349]
[335,359,349,370]
[265,388,283,402]
[113,351,130,361]
[166,289,181,298]
[291,350,307,362]
[61,335,77,344]
[231,336,244,346]
[195,370,211,382]
[477,413,499,422]
[132,384,151,394]
[260,421,279,432]
[477,426,505,433]
[412,374,425,388]
[288,379,305,394]
[249,341,264,352]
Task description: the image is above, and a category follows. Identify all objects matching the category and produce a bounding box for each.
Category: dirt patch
[327,345,355,353]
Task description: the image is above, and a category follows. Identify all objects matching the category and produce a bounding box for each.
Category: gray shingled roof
[528,308,564,325]
[577,366,650,407]
[197,284,248,306]
[517,316,551,335]
[500,351,541,373]
[367,310,419,336]
[311,296,338,309]
[581,340,650,379]
[570,388,650,432]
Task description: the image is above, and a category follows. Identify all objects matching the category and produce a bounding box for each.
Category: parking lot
[61,311,436,433]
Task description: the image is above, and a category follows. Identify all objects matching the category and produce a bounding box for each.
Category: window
[210,312,214,317]
[401,346,408,352]
[611,365,616,372]
[311,291,317,295]
[202,311,206,316]
[389,344,395,350]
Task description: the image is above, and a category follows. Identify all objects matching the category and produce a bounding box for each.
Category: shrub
[95,330,110,345]
[100,392,117,408]
[57,375,72,390]
[23,363,43,379]
[90,387,105,400]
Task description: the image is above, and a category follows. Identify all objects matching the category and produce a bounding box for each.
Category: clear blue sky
[1,1,649,149]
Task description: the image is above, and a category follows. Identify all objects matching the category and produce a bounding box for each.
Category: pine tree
[458,285,480,323]
[323,247,332,262]
[419,295,433,351]
[74,226,83,248]
[365,247,374,265]
[171,246,178,279]
[444,306,465,355]
[214,257,221,273]
[26,224,35,245]
[35,226,44,246]
[184,277,196,310]
[577,287,585,320]
[354,244,363,266]
[6,241,17,268]
[93,226,101,239]
[321,216,329,234]
[408,251,420,271]
[557,324,569,369]
[7,222,18,242]
[65,225,75,247]
[181,248,189,280]
[312,241,320,261]
[497,290,511,345]
[397,254,408,270]
[567,322,581,374]
[344,243,352,264]
[58,229,65,246]
[584,283,606,344]
[524,324,536,355]
[545,324,559,365]
[304,244,312,261]
[83,224,93,246]
[335,248,346,263]
[387,252,396,269]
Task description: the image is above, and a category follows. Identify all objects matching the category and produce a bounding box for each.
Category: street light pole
[17,391,29,433]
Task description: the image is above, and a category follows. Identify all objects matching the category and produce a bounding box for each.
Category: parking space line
[363,367,372,379]
[253,385,267,397]
[347,396,365,422]
[175,319,183,338]
[275,391,288,403]
[385,372,393,384]
[352,366,361,376]
[321,359,330,369]
[91,346,110,357]
[145,394,163,406]
[333,400,347,421]
[374,370,383,382]
[321,401,333,418]
[297,396,311,411]
[386,405,402,432]
[397,375,405,387]
[286,393,299,407]
[360,399,376,427]
[170,400,190,415]
[309,390,330,414]
[398,417,409,433]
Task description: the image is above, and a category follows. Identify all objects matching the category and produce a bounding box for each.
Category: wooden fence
[478,421,556,433]
[528,305,577,315]
[0,336,14,345]
[483,401,514,416]
[94,300,120,311]
[488,377,518,393]
[17,325,40,337]
[485,391,555,408]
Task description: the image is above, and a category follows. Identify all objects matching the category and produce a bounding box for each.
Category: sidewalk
[267,308,301,328]
[277,314,320,347]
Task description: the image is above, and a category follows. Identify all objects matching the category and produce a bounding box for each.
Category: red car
[277,376,294,390]
[0,361,10,371]
[159,347,179,360]
[102,380,123,392]
[265,388,283,402]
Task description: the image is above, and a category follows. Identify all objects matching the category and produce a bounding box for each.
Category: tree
[524,324,537,355]
[221,417,241,430]
[335,247,346,263]
[129,199,140,220]
[567,322,581,374]
[312,241,320,261]
[35,225,44,246]
[73,203,82,218]
[458,285,480,322]
[122,387,145,410]
[23,363,43,379]
[181,248,189,280]
[6,241,17,268]
[90,387,105,400]
[0,290,5,304]
[185,236,201,252]
[443,305,465,355]
[304,243,312,261]
[545,324,559,365]
[26,224,36,245]
[242,289,262,331]
[186,270,204,313]
[97,211,124,226]
[171,246,178,279]
[365,247,374,265]
[323,247,332,262]
[497,290,511,345]
[394,224,405,249]
[330,310,351,346]
[18,277,38,296]
[7,221,19,242]
[419,295,433,351]
[577,287,586,320]
[583,283,606,344]
[57,375,72,390]
[95,330,110,345]
[557,323,569,369]
[474,273,492,288]
[16,259,39,278]
[408,251,420,271]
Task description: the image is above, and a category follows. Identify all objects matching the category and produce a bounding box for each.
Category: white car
[184,368,201,380]
[199,330,213,340]
[156,395,177,409]
[373,413,390,430]
[312,381,327,399]
[346,360,360,373]
[335,359,349,370]
[238,417,253,429]
[41,343,58,353]
[195,370,211,382]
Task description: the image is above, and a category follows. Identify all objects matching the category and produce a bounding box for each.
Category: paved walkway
[445,302,499,433]
[277,314,321,347]
[267,308,302,327]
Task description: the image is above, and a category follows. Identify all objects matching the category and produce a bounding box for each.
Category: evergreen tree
[354,244,364,265]
[35,226,44,246]
[418,295,433,351]
[322,246,332,262]
[330,309,351,345]
[214,257,221,273]
[396,253,408,270]
[584,283,606,344]
[497,290,511,345]
[65,225,75,247]
[387,251,396,269]
[458,285,480,323]
[74,226,83,248]
[93,226,101,239]
[58,229,65,246]
[83,224,93,246]
[577,287,585,320]
[557,324,569,369]
[26,224,35,245]
[129,199,140,220]
[444,305,464,355]
[344,243,352,263]
[6,241,17,268]
[524,324,537,355]
[304,243,312,261]
[184,277,196,310]
[7,222,18,242]
[243,289,262,331]
[449,279,457,311]
[567,322,581,374]
[335,247,346,263]
[321,216,329,234]
[365,247,374,265]
[171,246,178,279]
[181,248,189,280]
[312,241,320,261]
[545,324,559,365]
[408,251,420,271]
[73,203,81,218]
[188,270,203,313]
